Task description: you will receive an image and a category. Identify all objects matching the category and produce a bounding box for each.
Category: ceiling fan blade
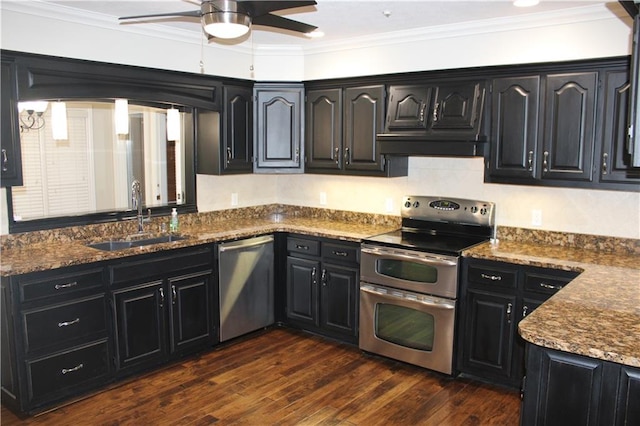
[239,1,316,17]
[119,10,201,21]
[252,13,317,34]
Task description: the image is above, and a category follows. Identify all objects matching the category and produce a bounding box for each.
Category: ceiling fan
[119,0,318,39]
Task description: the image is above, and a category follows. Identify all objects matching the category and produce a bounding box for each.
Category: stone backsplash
[1,204,637,255]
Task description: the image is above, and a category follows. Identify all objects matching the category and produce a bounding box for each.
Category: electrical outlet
[231,193,238,206]
[320,192,327,205]
[532,209,542,226]
[385,198,393,212]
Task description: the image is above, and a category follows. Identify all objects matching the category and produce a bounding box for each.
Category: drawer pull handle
[332,251,348,257]
[296,244,309,250]
[54,281,78,290]
[539,283,562,290]
[61,363,84,375]
[58,318,80,327]
[481,273,502,281]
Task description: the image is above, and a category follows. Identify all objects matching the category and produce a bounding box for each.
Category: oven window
[374,303,434,351]
[376,259,438,283]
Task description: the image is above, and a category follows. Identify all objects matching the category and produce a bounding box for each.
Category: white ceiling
[35,0,624,48]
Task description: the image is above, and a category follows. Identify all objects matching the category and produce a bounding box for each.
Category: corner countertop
[463,239,640,368]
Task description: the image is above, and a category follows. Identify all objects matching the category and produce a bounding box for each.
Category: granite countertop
[0,215,396,277]
[464,240,640,368]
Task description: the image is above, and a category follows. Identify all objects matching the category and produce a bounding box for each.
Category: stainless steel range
[359,195,495,375]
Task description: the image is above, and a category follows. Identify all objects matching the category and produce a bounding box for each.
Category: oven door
[359,283,456,375]
[360,244,459,298]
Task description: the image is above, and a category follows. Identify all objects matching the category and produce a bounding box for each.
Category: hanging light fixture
[51,101,68,140]
[18,101,48,132]
[115,99,129,135]
[167,107,181,141]
[202,0,250,39]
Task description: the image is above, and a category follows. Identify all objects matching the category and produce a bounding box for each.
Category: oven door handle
[360,286,455,310]
[361,247,457,267]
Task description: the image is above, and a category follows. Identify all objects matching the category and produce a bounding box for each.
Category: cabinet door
[343,85,385,173]
[461,289,517,381]
[113,281,166,371]
[599,69,640,185]
[305,88,342,170]
[385,85,432,131]
[431,81,485,133]
[1,58,23,187]
[541,72,597,182]
[255,87,303,171]
[615,366,640,426]
[223,85,253,173]
[168,271,213,354]
[522,345,606,426]
[320,263,358,338]
[286,256,320,327]
[489,76,540,179]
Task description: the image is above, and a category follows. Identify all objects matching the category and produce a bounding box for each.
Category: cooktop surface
[363,229,489,255]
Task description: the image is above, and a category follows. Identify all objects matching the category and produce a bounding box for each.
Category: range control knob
[480,208,487,215]
[404,201,411,208]
[413,201,420,208]
[470,206,478,213]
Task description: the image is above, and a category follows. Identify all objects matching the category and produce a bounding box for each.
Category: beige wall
[1,2,638,239]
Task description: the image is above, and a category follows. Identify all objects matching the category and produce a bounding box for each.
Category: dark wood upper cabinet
[599,69,640,185]
[1,57,23,187]
[385,85,432,131]
[254,84,303,173]
[431,81,485,133]
[223,85,254,173]
[489,75,541,180]
[343,85,386,172]
[541,72,597,182]
[305,88,343,170]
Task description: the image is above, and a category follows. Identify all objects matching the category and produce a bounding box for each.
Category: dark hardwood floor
[1,328,521,425]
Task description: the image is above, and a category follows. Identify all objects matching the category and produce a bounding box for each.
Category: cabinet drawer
[110,247,212,285]
[26,339,109,402]
[322,242,359,264]
[18,267,104,303]
[287,237,320,256]
[524,270,578,296]
[23,295,106,353]
[467,264,517,289]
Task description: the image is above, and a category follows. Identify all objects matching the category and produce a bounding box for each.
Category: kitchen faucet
[131,179,149,233]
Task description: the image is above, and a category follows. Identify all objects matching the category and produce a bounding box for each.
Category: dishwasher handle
[218,235,274,253]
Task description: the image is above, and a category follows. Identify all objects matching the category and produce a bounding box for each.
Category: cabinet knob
[321,269,327,286]
[506,303,512,324]
[419,103,427,122]
[172,285,177,305]
[602,153,608,175]
[543,151,549,173]
[432,102,440,123]
[334,147,340,165]
[226,147,232,164]
[159,287,165,308]
[344,147,350,165]
[295,148,300,164]
[527,151,534,173]
[522,305,529,318]
[311,267,317,285]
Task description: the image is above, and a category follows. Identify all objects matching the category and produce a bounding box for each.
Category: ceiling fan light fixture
[202,11,250,39]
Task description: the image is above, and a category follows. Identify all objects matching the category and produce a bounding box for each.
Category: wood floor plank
[1,328,521,425]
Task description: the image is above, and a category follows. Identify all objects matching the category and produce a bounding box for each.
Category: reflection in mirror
[11,101,190,223]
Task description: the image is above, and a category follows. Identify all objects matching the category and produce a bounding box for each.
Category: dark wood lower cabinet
[285,235,359,343]
[1,246,216,416]
[521,344,640,426]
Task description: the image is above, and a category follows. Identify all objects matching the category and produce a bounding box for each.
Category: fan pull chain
[199,33,205,74]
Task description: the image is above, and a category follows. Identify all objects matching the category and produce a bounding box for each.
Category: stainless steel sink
[87,235,187,251]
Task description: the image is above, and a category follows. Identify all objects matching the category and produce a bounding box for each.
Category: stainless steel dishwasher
[218,235,274,342]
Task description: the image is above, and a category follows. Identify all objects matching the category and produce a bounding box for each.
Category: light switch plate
[320,192,327,205]
[231,193,238,206]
